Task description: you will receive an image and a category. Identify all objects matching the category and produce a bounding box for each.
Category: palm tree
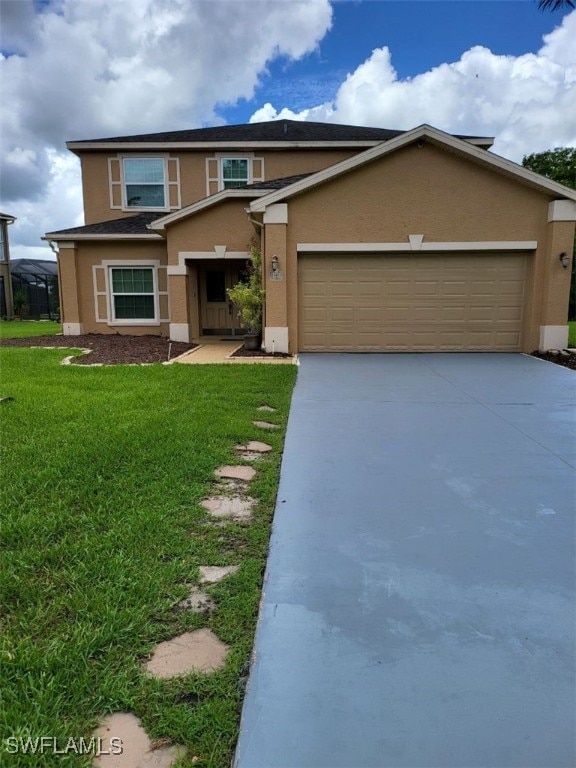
[538,0,574,10]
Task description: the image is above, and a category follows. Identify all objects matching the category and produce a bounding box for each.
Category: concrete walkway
[174,341,295,364]
[234,353,576,768]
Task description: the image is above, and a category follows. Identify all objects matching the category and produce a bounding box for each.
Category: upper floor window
[109,156,180,212]
[0,224,5,262]
[222,158,249,189]
[123,158,166,208]
[206,154,264,196]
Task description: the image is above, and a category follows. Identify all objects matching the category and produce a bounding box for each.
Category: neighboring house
[0,212,16,319]
[44,120,576,353]
[11,259,60,320]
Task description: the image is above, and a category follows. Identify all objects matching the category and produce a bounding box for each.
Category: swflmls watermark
[4,736,123,755]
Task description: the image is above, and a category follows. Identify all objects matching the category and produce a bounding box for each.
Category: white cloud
[251,9,576,163]
[0,0,332,257]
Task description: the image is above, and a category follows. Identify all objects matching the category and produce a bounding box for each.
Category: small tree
[227,245,264,335]
[13,287,28,319]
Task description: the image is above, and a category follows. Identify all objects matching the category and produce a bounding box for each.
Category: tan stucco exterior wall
[165,199,256,265]
[273,142,571,353]
[78,148,360,225]
[67,241,169,335]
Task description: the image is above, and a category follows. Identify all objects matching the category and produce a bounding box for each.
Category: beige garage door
[299,253,528,352]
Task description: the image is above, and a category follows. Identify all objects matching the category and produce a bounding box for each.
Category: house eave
[42,233,164,241]
[67,137,494,153]
[250,124,576,213]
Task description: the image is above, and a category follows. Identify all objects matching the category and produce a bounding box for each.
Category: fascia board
[67,137,493,152]
[67,140,391,152]
[42,233,163,241]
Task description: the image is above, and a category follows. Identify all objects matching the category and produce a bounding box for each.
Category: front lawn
[569,320,576,347]
[0,347,296,767]
[0,320,61,338]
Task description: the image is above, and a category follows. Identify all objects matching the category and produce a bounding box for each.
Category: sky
[1,0,575,262]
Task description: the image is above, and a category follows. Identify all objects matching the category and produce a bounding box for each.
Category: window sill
[121,207,171,213]
[108,320,160,326]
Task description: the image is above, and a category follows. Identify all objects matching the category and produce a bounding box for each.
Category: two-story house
[44,120,576,353]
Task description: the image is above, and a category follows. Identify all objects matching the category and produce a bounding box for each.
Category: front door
[200,267,244,335]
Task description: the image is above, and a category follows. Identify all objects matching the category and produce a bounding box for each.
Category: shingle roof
[243,173,313,190]
[46,212,163,237]
[69,120,406,145]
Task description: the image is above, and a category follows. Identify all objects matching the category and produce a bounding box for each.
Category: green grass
[568,320,576,347]
[0,347,297,767]
[0,320,61,339]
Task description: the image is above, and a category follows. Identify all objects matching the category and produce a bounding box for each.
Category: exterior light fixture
[559,252,570,269]
[271,255,280,273]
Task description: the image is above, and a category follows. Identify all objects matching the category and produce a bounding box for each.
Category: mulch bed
[2,334,573,368]
[0,334,196,365]
[230,345,292,358]
[531,351,576,371]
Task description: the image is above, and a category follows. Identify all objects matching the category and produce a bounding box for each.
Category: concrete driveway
[235,354,575,768]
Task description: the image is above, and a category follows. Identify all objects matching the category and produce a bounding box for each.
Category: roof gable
[249,125,576,213]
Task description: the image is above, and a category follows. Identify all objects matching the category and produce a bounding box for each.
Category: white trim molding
[95,259,169,326]
[264,326,289,354]
[177,249,250,264]
[548,200,576,222]
[169,323,192,343]
[297,240,537,253]
[44,234,163,241]
[167,265,188,276]
[68,137,494,152]
[263,204,288,224]
[63,323,84,335]
[539,325,568,351]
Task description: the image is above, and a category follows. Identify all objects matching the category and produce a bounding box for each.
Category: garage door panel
[299,253,528,352]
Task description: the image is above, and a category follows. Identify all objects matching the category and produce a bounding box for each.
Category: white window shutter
[252,157,264,184]
[108,158,122,209]
[93,265,109,322]
[206,157,219,196]
[167,158,181,209]
[157,266,170,322]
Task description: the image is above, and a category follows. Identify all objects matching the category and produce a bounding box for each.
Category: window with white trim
[110,267,156,320]
[123,158,166,208]
[221,158,249,188]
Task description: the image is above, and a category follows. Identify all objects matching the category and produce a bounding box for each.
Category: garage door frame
[297,241,536,353]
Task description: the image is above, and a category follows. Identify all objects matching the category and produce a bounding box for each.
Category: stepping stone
[201,496,255,521]
[214,465,255,482]
[198,565,239,584]
[253,421,279,430]
[92,712,185,767]
[236,441,273,453]
[176,587,216,613]
[257,405,276,412]
[145,629,229,678]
